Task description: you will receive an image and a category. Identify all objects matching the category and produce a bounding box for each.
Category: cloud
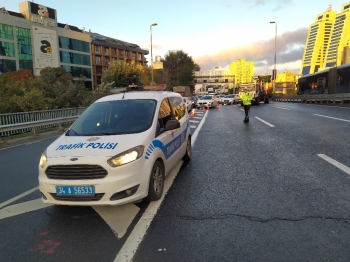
[193,27,308,73]
[243,0,293,11]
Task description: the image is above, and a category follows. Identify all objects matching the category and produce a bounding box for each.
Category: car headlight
[39,150,47,168]
[107,145,144,167]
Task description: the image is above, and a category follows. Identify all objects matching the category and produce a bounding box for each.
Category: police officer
[241,88,253,123]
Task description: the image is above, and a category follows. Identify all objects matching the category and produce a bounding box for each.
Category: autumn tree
[157,50,200,91]
[102,60,144,87]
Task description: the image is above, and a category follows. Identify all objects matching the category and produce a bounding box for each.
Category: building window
[97,76,102,84]
[105,57,110,65]
[125,51,129,58]
[63,65,91,78]
[0,59,16,73]
[16,27,33,71]
[95,45,100,54]
[104,47,109,55]
[0,41,15,57]
[59,36,90,53]
[112,48,116,56]
[95,56,101,64]
[59,51,91,66]
[0,23,13,40]
[96,66,102,74]
[132,52,136,59]
[119,50,124,57]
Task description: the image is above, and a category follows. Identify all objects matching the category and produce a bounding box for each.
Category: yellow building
[276,71,302,94]
[228,59,254,85]
[300,6,337,75]
[324,2,350,68]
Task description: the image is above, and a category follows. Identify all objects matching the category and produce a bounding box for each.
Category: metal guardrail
[274,93,350,106]
[0,107,86,138]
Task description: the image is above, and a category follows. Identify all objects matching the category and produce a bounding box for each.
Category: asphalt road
[1,102,350,262]
[0,109,205,262]
[133,102,350,262]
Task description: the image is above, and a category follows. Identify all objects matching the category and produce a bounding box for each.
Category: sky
[1,0,348,75]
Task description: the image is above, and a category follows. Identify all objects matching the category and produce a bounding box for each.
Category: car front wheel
[182,136,191,161]
[145,160,164,201]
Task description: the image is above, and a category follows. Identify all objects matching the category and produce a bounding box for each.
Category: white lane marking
[240,109,244,112]
[115,110,208,262]
[255,117,275,127]
[192,116,202,119]
[0,186,140,238]
[0,186,39,209]
[93,204,140,239]
[191,110,207,146]
[317,154,350,175]
[0,198,52,219]
[190,125,197,128]
[314,114,350,123]
[115,161,183,262]
[189,120,200,123]
[274,106,290,110]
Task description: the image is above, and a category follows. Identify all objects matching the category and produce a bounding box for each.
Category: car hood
[46,133,150,158]
[198,99,213,102]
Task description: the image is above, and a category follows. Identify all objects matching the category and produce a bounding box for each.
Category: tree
[158,50,200,92]
[102,60,144,87]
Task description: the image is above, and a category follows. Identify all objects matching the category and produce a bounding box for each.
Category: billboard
[30,2,56,20]
[32,26,59,70]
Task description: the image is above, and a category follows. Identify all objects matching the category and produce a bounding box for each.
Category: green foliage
[0,49,200,114]
[0,67,107,114]
[154,50,200,90]
[102,60,144,87]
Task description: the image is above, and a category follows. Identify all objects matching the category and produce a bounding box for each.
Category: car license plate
[56,186,95,195]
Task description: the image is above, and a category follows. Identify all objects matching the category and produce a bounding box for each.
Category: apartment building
[324,2,350,68]
[228,59,254,84]
[87,32,148,87]
[300,6,337,75]
[194,67,235,90]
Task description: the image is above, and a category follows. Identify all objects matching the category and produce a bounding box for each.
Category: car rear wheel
[182,136,191,161]
[145,160,164,201]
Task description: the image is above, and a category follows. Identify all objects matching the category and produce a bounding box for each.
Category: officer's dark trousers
[243,105,250,119]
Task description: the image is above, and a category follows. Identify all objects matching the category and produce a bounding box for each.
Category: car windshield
[66,99,157,136]
[190,96,196,101]
[201,95,213,100]
[225,95,233,98]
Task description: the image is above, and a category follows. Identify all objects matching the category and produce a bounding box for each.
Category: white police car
[38,87,191,206]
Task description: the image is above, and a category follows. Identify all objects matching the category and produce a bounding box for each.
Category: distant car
[183,97,192,112]
[233,94,240,104]
[218,94,226,104]
[222,95,234,105]
[197,95,219,109]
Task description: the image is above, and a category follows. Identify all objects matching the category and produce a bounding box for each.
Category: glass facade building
[0,1,148,89]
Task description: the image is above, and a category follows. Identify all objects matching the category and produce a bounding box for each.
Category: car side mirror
[165,120,180,130]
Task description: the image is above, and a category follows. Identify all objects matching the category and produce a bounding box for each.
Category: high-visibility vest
[241,92,252,105]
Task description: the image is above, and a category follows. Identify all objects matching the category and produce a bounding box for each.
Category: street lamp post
[150,23,157,85]
[177,57,181,87]
[270,21,277,93]
[266,56,271,91]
